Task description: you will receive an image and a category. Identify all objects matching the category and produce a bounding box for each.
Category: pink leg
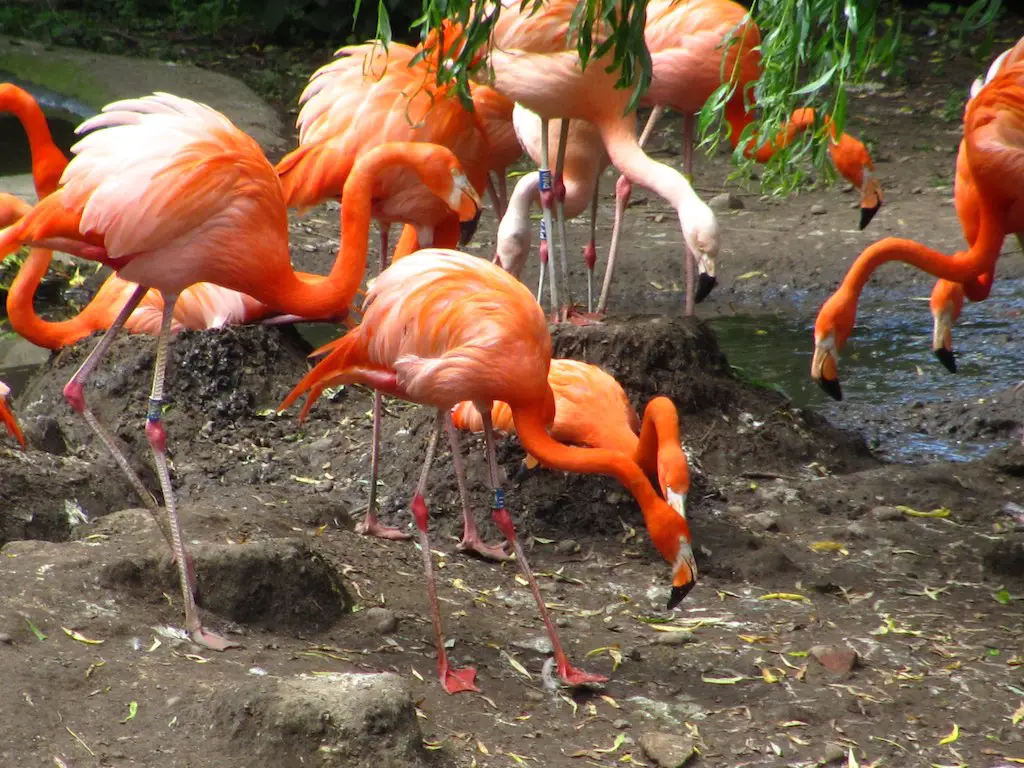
[143,297,237,651]
[62,284,195,593]
[413,411,479,694]
[552,119,574,319]
[479,409,607,687]
[445,414,509,561]
[582,176,600,314]
[359,224,412,541]
[487,172,507,220]
[681,113,696,317]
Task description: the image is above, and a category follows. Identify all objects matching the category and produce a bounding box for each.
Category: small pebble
[652,630,695,646]
[0,633,12,645]
[846,521,869,539]
[614,718,631,730]
[709,192,744,210]
[822,742,847,764]
[871,505,903,521]
[810,203,827,215]
[364,607,399,635]
[555,539,580,555]
[747,510,779,532]
[911,186,923,194]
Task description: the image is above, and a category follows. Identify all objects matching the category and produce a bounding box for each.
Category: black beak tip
[818,376,843,401]
[459,209,482,246]
[694,273,717,304]
[859,204,881,231]
[934,347,958,374]
[667,582,695,610]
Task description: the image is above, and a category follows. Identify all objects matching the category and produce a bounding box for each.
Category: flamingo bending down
[0,92,479,649]
[497,106,608,311]
[928,37,1024,371]
[451,359,690,516]
[279,250,697,693]
[482,0,720,318]
[598,0,882,313]
[0,381,25,448]
[811,63,1024,401]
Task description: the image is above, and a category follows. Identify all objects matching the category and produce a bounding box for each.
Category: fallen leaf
[477,740,489,755]
[120,701,138,724]
[939,723,960,745]
[62,627,105,645]
[701,674,747,684]
[896,505,950,518]
[504,653,532,680]
[759,592,810,603]
[736,270,767,280]
[810,540,849,554]
[1012,702,1024,726]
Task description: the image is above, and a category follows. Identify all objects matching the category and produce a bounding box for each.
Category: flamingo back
[61,93,287,295]
[471,84,521,174]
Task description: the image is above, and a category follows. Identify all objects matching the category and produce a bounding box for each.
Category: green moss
[0,48,112,110]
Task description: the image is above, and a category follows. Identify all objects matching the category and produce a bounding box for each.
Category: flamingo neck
[512,407,692,547]
[841,215,1005,300]
[739,106,837,164]
[0,86,67,197]
[633,397,685,492]
[7,248,99,348]
[598,115,701,212]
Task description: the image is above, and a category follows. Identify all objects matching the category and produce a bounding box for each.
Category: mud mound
[552,315,878,479]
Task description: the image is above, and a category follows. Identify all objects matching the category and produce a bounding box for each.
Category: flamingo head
[417,150,481,224]
[494,200,531,277]
[930,280,965,374]
[829,134,883,230]
[0,381,25,449]
[648,508,697,609]
[812,289,857,401]
[682,202,721,303]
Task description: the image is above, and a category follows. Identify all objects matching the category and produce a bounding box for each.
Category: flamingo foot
[356,516,412,541]
[550,305,604,326]
[556,658,609,687]
[457,533,512,562]
[189,624,240,651]
[440,659,480,694]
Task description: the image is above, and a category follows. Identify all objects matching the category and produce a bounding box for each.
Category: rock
[512,635,554,655]
[747,511,779,532]
[638,731,696,767]
[651,630,695,646]
[845,521,869,539]
[871,505,903,521]
[555,538,580,555]
[810,203,827,215]
[614,718,631,730]
[0,632,11,644]
[809,644,859,676]
[709,192,744,210]
[822,742,847,763]
[911,186,924,194]
[212,672,438,767]
[364,607,398,635]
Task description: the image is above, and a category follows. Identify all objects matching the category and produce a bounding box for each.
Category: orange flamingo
[280,249,696,693]
[451,359,690,515]
[497,107,609,310]
[0,380,25,448]
[276,42,493,546]
[598,0,882,313]
[0,84,66,198]
[480,0,720,318]
[812,63,1024,400]
[928,38,1024,371]
[0,94,479,649]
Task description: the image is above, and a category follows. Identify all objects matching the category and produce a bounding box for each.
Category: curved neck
[633,396,685,490]
[7,248,99,348]
[840,214,1005,297]
[740,107,836,164]
[598,115,698,211]
[0,85,68,197]
[512,407,690,542]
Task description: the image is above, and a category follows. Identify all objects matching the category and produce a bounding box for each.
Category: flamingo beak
[932,309,957,374]
[449,172,481,223]
[667,539,697,610]
[858,172,883,231]
[667,489,687,521]
[811,339,843,401]
[459,208,482,245]
[693,251,717,303]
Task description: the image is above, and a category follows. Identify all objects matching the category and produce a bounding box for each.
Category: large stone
[638,731,696,768]
[212,673,444,768]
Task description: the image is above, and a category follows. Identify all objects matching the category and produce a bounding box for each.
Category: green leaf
[995,589,1012,605]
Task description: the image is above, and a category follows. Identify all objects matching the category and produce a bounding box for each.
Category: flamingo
[928,37,1024,372]
[276,42,504,552]
[811,63,1024,400]
[279,249,696,693]
[0,381,25,448]
[598,0,882,313]
[0,92,480,649]
[473,83,521,217]
[496,106,608,311]
[451,359,690,516]
[0,84,66,198]
[479,0,720,319]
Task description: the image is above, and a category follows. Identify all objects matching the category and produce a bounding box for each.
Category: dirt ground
[3,17,1024,768]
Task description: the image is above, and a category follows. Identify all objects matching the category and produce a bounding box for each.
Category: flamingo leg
[61,285,193,589]
[598,106,664,314]
[412,410,479,694]
[359,223,412,542]
[446,414,509,561]
[553,119,573,318]
[487,172,507,219]
[146,296,238,651]
[498,172,509,214]
[681,112,697,317]
[583,175,599,313]
[479,408,607,687]
[537,115,560,313]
